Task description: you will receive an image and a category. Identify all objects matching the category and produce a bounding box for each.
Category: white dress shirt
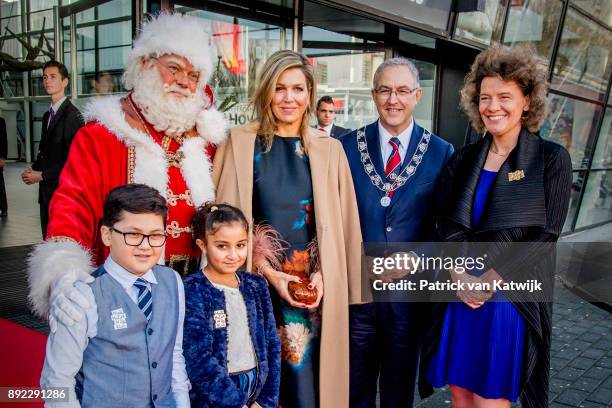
[211,280,257,373]
[317,123,333,134]
[48,96,67,128]
[378,118,414,165]
[50,96,67,114]
[40,256,191,407]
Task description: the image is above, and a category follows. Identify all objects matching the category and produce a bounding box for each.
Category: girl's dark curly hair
[191,202,248,242]
[461,44,549,133]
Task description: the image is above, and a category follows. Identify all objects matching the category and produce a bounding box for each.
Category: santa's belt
[166,254,199,277]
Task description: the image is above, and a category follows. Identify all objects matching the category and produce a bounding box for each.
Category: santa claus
[28,12,227,327]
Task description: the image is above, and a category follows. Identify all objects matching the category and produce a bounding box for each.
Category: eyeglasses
[153,58,201,84]
[374,87,419,99]
[110,227,167,247]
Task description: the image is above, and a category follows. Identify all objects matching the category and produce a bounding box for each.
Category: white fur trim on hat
[27,240,94,318]
[131,12,215,83]
[196,107,228,146]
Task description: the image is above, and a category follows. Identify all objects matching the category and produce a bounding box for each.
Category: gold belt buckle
[167,254,193,276]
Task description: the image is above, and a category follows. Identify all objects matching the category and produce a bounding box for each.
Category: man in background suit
[21,60,84,237]
[341,58,454,407]
[316,95,349,138]
[0,116,7,217]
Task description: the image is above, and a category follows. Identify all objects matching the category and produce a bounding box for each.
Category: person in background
[21,60,84,237]
[315,95,349,139]
[0,116,7,217]
[340,57,453,408]
[213,50,362,408]
[183,203,280,408]
[92,71,115,95]
[40,184,191,407]
[422,44,572,408]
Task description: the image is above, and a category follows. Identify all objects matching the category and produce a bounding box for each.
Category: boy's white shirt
[40,256,191,407]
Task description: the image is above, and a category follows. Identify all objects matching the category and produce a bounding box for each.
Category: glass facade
[503,0,563,60]
[0,0,610,232]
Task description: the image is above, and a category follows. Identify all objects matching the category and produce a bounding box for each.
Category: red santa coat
[28,95,219,318]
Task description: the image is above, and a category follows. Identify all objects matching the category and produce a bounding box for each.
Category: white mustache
[162,83,193,97]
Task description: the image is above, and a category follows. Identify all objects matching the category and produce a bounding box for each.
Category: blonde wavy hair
[461,44,549,133]
[251,50,316,152]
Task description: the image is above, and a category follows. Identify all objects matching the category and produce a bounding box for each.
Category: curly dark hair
[191,202,248,243]
[461,44,549,133]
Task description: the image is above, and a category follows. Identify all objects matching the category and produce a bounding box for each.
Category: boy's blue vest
[76,265,179,408]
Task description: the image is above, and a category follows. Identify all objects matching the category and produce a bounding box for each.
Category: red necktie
[319,127,326,133]
[384,137,401,198]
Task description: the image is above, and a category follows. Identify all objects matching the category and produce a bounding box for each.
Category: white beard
[131,67,206,137]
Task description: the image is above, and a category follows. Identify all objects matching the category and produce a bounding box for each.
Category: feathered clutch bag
[252,224,320,305]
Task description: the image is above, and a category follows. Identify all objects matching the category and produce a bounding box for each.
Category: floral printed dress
[253,135,320,408]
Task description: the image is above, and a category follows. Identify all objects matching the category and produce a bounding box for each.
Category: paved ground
[0,162,43,247]
[0,161,610,407]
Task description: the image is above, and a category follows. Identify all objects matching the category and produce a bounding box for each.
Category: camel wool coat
[212,121,363,408]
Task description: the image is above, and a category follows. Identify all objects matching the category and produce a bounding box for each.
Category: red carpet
[0,318,46,407]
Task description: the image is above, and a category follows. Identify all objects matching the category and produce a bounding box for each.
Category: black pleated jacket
[419,129,573,408]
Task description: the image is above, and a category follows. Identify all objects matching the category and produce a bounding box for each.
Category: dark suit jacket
[32,98,84,202]
[0,117,7,159]
[419,129,572,408]
[315,124,349,139]
[330,124,349,139]
[340,120,454,243]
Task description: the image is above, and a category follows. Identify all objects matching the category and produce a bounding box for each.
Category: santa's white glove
[48,269,94,332]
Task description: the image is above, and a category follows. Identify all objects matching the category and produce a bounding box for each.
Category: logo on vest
[213,310,227,328]
[111,308,128,330]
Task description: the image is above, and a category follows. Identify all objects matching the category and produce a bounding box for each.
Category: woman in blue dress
[421,45,572,408]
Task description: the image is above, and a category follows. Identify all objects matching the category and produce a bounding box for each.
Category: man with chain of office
[27,12,227,328]
[340,57,454,407]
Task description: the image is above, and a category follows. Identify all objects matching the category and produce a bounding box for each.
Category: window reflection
[563,171,586,232]
[552,8,612,102]
[540,93,603,169]
[576,170,612,228]
[1,0,21,19]
[454,0,506,45]
[503,0,562,60]
[592,109,612,169]
[308,51,385,131]
[29,0,54,13]
[64,0,131,96]
[177,7,292,127]
[572,0,612,27]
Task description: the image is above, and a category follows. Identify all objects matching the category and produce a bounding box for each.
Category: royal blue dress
[427,169,526,402]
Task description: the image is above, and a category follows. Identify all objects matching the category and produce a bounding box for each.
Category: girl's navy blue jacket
[183,270,280,408]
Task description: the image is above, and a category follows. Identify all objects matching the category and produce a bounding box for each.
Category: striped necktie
[47,107,55,129]
[384,137,402,198]
[133,278,152,321]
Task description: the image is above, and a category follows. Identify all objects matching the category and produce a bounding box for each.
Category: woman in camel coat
[212,50,362,408]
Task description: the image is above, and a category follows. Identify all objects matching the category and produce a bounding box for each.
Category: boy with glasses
[40,184,191,407]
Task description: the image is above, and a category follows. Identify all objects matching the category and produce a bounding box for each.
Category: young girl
[183,203,281,408]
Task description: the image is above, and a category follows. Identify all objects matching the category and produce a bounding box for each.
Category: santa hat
[130,12,215,84]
